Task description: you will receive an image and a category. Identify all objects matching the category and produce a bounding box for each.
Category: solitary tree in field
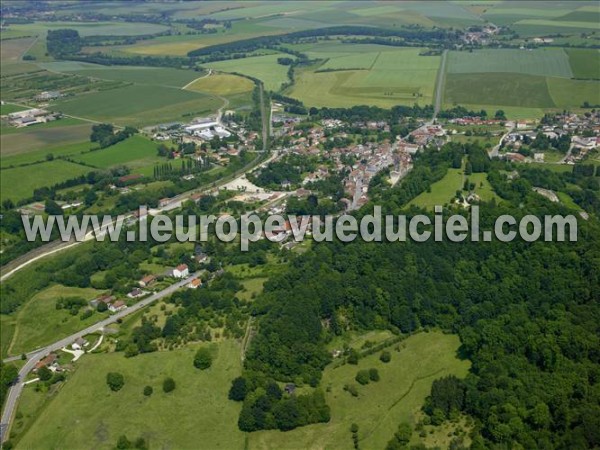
[163,377,176,393]
[193,348,212,370]
[106,372,125,391]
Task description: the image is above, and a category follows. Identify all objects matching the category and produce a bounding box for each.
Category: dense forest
[234,143,600,447]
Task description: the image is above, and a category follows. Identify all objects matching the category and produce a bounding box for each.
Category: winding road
[0,272,200,443]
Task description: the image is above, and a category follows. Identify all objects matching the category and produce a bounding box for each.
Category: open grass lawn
[566,48,600,79]
[185,73,255,96]
[411,167,464,209]
[288,47,439,108]
[72,135,162,171]
[1,159,92,202]
[8,285,106,356]
[50,84,221,127]
[16,340,245,450]
[447,48,573,78]
[236,277,267,302]
[466,172,500,203]
[248,331,470,450]
[204,54,293,92]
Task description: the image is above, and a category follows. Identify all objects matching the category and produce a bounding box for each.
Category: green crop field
[7,285,106,356]
[0,159,91,202]
[50,84,221,127]
[566,49,600,79]
[445,72,556,109]
[248,331,470,450]
[1,122,92,156]
[72,135,162,171]
[185,73,255,96]
[203,54,293,92]
[447,49,573,78]
[287,47,440,108]
[15,340,245,450]
[547,77,600,108]
[39,62,202,88]
[1,141,91,169]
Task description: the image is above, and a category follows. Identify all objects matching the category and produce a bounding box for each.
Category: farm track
[433,50,448,120]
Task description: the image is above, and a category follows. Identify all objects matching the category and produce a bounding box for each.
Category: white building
[172,264,189,278]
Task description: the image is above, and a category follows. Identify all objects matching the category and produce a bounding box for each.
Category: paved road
[0,273,199,443]
[432,50,448,121]
[488,127,514,159]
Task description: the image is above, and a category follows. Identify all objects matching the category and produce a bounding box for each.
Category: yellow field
[125,40,205,56]
[185,73,254,96]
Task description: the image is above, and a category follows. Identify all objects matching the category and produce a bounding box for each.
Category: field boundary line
[369,51,382,70]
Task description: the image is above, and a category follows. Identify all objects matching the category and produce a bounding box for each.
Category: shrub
[355,370,370,385]
[369,368,380,382]
[380,350,391,363]
[106,372,125,391]
[193,347,212,370]
[163,377,176,393]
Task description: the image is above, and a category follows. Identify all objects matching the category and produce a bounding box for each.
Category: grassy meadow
[8,285,107,356]
[185,73,255,96]
[15,340,245,450]
[71,135,162,171]
[204,54,293,91]
[248,331,470,450]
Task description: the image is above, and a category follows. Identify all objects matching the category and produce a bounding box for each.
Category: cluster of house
[267,118,422,209]
[34,353,60,373]
[402,124,447,149]
[502,112,599,164]
[3,108,61,128]
[461,24,499,45]
[90,294,127,313]
[35,90,62,102]
[147,115,260,168]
